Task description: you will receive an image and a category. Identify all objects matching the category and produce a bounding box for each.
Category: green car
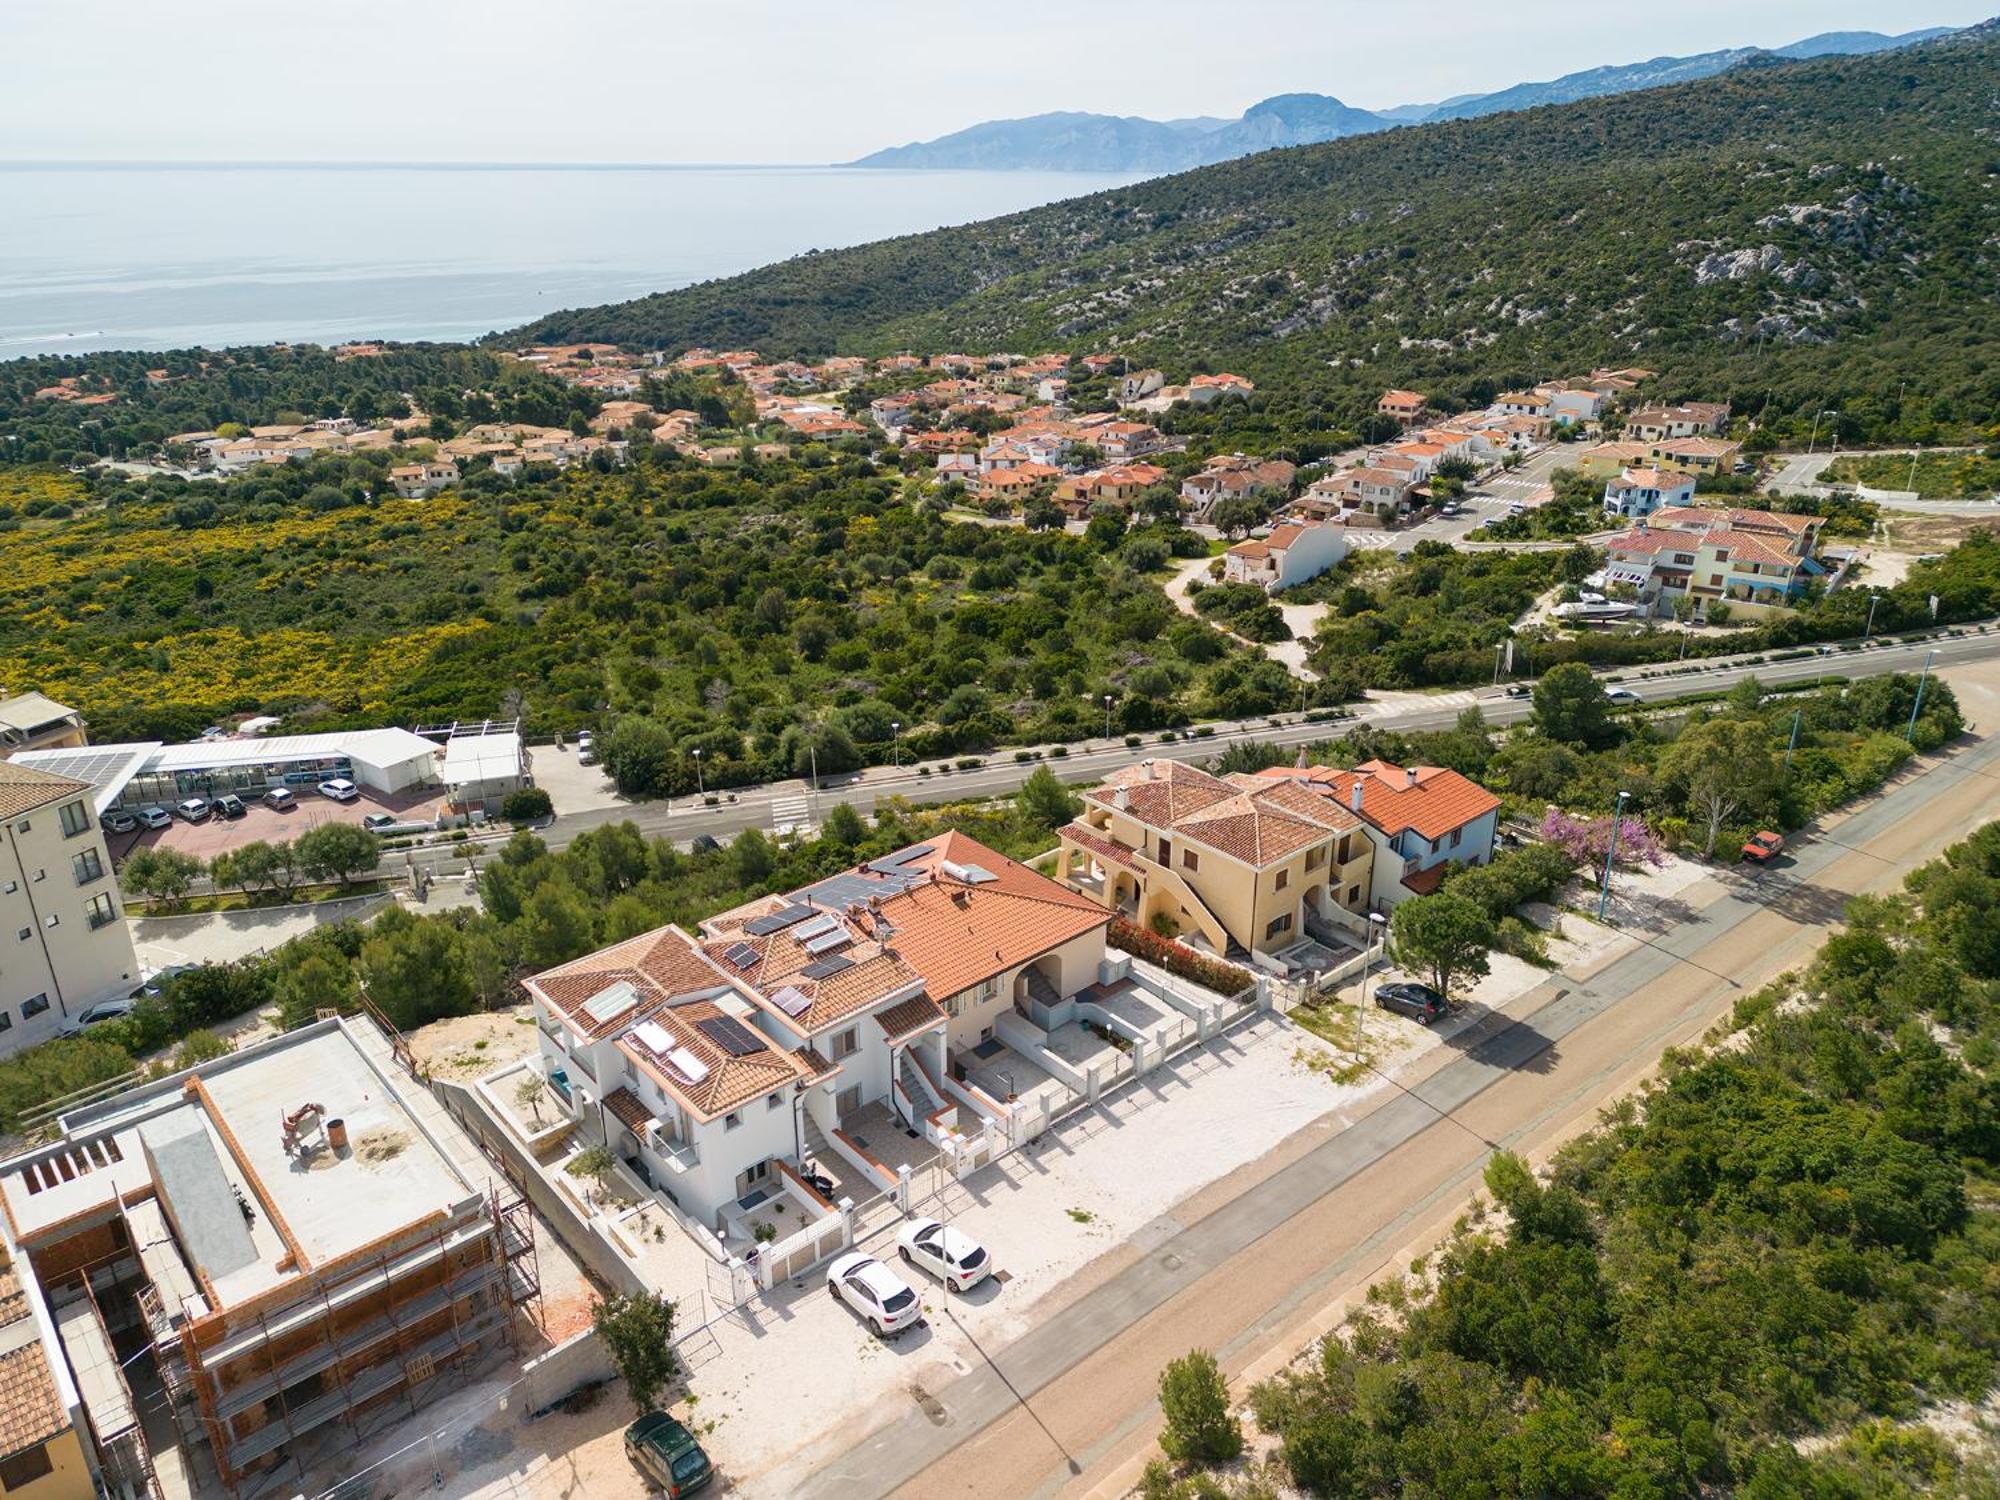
[624,1411,714,1496]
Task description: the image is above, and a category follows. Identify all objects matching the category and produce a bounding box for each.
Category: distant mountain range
[848,27,1954,171]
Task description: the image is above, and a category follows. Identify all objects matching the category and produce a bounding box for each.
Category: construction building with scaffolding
[0,1015,538,1499]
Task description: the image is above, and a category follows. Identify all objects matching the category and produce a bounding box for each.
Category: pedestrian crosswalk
[769,794,811,835]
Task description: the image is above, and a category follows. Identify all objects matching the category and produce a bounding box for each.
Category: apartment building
[1602,465,1697,521]
[527,833,1108,1228]
[1256,760,1502,907]
[0,696,86,760]
[1602,504,1826,614]
[1057,760,1375,957]
[0,765,137,1055]
[0,1017,535,1499]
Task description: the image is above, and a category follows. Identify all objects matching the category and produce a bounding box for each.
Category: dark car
[214,794,247,818]
[624,1412,713,1497]
[1503,684,1532,699]
[1374,981,1447,1024]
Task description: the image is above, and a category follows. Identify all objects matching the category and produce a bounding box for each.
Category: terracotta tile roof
[1401,863,1449,896]
[1083,762,1356,867]
[0,1263,65,1465]
[1089,759,1237,827]
[1604,529,1697,558]
[1258,761,1500,844]
[0,762,91,822]
[696,913,925,1034]
[615,997,813,1122]
[865,831,1110,1001]
[601,1086,653,1134]
[527,926,735,1040]
[875,994,947,1043]
[1058,821,1141,872]
[1651,504,1816,536]
[1702,528,1799,568]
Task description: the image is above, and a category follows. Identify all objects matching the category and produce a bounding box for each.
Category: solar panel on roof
[723,941,760,970]
[867,844,932,873]
[745,904,814,937]
[804,929,852,957]
[770,986,812,1016]
[791,913,841,943]
[696,1015,765,1057]
[800,956,853,980]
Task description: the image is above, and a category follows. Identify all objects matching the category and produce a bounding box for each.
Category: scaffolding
[139,1186,539,1500]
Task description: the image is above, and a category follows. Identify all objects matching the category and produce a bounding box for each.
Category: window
[0,1443,53,1490]
[831,1027,858,1060]
[1,882,13,895]
[766,1093,784,1111]
[1181,849,1199,872]
[86,892,117,930]
[58,800,90,839]
[1274,869,1288,892]
[724,1112,742,1132]
[42,914,57,930]
[1264,914,1292,940]
[21,996,48,1020]
[12,819,27,835]
[0,1014,11,1033]
[13,929,25,943]
[1337,835,1353,864]
[73,848,105,885]
[1346,885,1360,905]
[29,869,43,884]
[1449,829,1461,849]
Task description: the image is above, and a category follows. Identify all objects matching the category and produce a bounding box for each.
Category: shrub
[1109,917,1255,995]
[500,786,554,821]
[1157,1350,1242,1464]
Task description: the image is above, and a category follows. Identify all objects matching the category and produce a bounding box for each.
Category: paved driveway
[116,785,446,863]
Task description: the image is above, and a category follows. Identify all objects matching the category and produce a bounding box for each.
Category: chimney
[1113,785,1130,811]
[1405,767,1418,790]
[1142,759,1157,780]
[1350,780,1364,814]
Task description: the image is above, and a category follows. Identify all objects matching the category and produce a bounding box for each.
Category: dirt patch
[355,1128,410,1163]
[406,1003,539,1077]
[1879,513,2000,551]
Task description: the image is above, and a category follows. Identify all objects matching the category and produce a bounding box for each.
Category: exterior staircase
[1021,966,1063,1012]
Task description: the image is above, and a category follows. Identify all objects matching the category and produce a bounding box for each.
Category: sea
[0,163,1145,360]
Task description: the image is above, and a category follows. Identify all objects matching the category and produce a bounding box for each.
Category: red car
[1742,831,1785,863]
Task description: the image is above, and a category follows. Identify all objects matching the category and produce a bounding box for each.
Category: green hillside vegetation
[1151,819,2000,1498]
[0,450,1295,767]
[514,28,2000,447]
[1825,449,2000,498]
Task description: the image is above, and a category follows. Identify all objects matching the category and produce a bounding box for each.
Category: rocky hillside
[512,26,2000,426]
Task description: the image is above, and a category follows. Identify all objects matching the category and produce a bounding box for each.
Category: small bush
[1157,1350,1243,1464]
[1109,917,1255,995]
[1050,745,1069,758]
[501,786,554,822]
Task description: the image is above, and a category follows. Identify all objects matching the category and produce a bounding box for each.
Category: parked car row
[97,779,378,836]
[826,1217,998,1339]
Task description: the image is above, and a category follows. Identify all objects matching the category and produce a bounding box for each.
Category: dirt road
[796,659,2000,1500]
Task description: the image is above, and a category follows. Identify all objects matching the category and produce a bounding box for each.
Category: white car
[1605,687,1643,706]
[826,1252,924,1337]
[317,778,359,802]
[138,806,173,830]
[896,1218,993,1293]
[263,787,297,811]
[174,797,212,822]
[59,997,138,1038]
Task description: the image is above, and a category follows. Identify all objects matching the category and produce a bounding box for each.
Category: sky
[1,0,1990,164]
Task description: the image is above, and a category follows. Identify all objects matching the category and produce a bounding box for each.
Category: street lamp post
[1866,593,1882,638]
[1596,790,1630,923]
[1906,650,1935,742]
[691,747,704,798]
[1103,695,1114,741]
[891,721,901,770]
[1807,409,1838,456]
[1493,642,1505,687]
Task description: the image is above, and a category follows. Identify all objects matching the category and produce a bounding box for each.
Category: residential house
[1088,420,1165,459]
[935,452,980,484]
[1222,521,1348,591]
[388,461,459,499]
[0,763,139,1057]
[0,1253,96,1499]
[1543,387,1604,424]
[1377,389,1427,425]
[1624,402,1729,443]
[977,464,1061,501]
[1495,390,1550,419]
[1647,436,1742,473]
[1186,373,1254,404]
[1602,465,1696,521]
[1053,463,1168,512]
[1603,504,1825,614]
[1179,455,1296,517]
[1256,760,1501,907]
[1057,760,1375,957]
[1118,369,1166,404]
[0,695,86,759]
[1570,440,1655,478]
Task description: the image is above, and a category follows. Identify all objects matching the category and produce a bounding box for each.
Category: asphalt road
[463,629,1996,863]
[788,656,2000,1500]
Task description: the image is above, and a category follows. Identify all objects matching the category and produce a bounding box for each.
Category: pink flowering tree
[1538,808,1666,873]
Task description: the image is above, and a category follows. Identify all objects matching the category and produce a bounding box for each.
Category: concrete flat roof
[1,1020,481,1309]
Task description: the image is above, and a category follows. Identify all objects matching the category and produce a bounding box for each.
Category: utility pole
[1785,709,1802,767]
[1906,650,1935,743]
[1596,790,1630,923]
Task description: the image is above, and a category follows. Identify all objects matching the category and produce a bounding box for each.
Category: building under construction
[0,1015,538,1499]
